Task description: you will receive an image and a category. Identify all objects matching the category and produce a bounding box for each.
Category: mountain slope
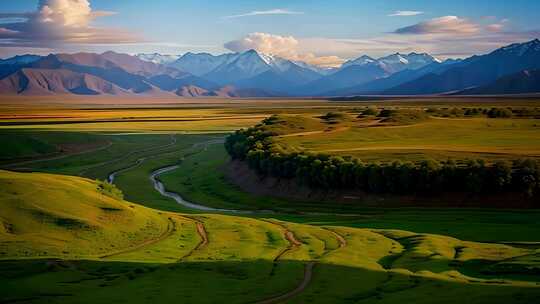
[295,64,389,95]
[385,39,540,95]
[458,69,540,95]
[204,50,273,84]
[297,52,440,96]
[0,68,129,95]
[170,52,239,76]
[326,59,460,96]
[0,52,213,96]
[136,53,180,65]
[0,55,41,66]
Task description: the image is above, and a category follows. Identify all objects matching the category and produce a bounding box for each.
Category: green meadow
[1,99,540,303]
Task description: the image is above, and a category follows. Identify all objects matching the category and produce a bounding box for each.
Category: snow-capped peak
[169,52,239,76]
[339,52,439,73]
[136,53,180,65]
[499,39,540,56]
[342,55,376,68]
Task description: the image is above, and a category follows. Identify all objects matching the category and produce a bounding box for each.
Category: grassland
[1,100,540,241]
[1,98,540,303]
[1,170,540,303]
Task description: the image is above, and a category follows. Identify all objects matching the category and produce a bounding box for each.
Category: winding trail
[260,220,303,262]
[323,227,347,249]
[178,218,209,261]
[252,220,316,304]
[277,126,350,138]
[255,262,316,304]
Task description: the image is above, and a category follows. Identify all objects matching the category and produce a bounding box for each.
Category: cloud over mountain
[0,0,138,48]
[224,32,344,67]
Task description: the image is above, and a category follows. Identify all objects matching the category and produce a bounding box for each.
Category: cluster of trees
[225,119,540,198]
[426,106,538,119]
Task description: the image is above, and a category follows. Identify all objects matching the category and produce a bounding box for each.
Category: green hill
[1,170,540,303]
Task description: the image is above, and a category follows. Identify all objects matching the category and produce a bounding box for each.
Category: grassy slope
[0,133,57,160]
[1,170,540,303]
[4,130,538,244]
[278,116,540,162]
[159,143,540,243]
[1,170,539,271]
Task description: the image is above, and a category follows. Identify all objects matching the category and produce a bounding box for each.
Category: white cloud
[486,18,509,33]
[224,32,299,57]
[388,11,424,17]
[395,16,480,34]
[223,9,304,19]
[224,32,344,67]
[0,0,138,47]
[299,29,540,60]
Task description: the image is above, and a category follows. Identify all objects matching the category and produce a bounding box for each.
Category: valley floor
[1,99,540,303]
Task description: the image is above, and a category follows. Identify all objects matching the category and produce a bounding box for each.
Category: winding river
[107,137,262,213]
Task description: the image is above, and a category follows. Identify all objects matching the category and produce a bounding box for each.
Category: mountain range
[1,39,539,97]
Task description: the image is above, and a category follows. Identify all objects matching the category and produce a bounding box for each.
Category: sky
[1,0,539,66]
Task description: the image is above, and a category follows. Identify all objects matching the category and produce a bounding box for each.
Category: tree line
[225,116,540,198]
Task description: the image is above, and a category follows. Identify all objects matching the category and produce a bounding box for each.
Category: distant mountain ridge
[1,39,539,97]
[382,39,540,95]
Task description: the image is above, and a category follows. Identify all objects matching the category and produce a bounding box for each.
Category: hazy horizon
[1,1,540,66]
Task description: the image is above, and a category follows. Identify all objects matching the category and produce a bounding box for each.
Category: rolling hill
[1,169,538,278]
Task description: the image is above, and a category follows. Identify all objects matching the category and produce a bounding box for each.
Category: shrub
[377,109,395,118]
[362,107,378,116]
[487,108,512,118]
[97,180,124,200]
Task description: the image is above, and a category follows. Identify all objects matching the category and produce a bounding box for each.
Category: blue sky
[1,0,539,65]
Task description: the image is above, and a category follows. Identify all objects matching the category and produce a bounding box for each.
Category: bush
[487,108,512,118]
[97,180,124,200]
[377,109,395,118]
[362,107,378,116]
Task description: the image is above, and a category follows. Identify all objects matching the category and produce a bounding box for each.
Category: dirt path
[322,227,347,249]
[255,262,316,304]
[98,217,176,259]
[178,219,209,261]
[278,126,349,138]
[261,220,303,262]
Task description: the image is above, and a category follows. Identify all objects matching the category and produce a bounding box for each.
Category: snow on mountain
[292,61,338,75]
[205,50,284,84]
[383,39,540,95]
[258,53,296,72]
[341,55,377,69]
[136,53,180,65]
[340,53,440,74]
[497,39,540,56]
[169,52,239,76]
